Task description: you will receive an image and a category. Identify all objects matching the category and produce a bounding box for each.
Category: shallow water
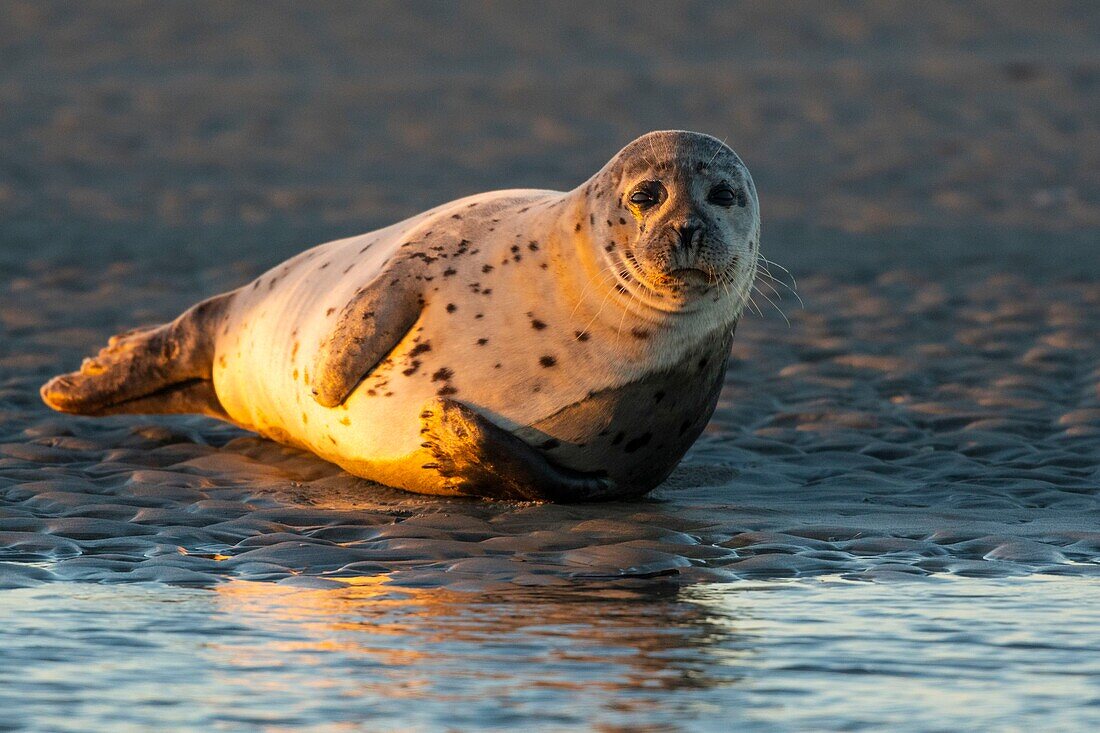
[2,577,1098,731]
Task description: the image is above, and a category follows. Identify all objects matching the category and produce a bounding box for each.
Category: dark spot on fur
[432,367,454,382]
[574,222,582,232]
[574,330,590,342]
[402,360,421,376]
[301,412,309,424]
[292,368,299,380]
[539,355,556,368]
[339,416,351,426]
[320,262,329,269]
[605,242,615,252]
[446,303,457,313]
[630,327,650,340]
[511,245,520,253]
[475,313,484,319]
[614,283,628,294]
[451,213,462,220]
[619,217,626,225]
[531,318,547,330]
[476,338,488,346]
[409,342,431,357]
[326,307,335,316]
[482,288,492,295]
[482,264,494,273]
[494,363,501,369]
[624,433,652,453]
[443,267,456,277]
[528,241,539,251]
[437,385,458,396]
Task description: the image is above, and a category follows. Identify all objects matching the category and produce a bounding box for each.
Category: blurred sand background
[0,0,1096,279]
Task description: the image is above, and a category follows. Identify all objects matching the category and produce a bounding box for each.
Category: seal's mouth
[667,267,712,285]
[619,249,743,306]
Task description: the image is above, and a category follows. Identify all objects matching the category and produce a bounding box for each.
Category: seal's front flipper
[40,293,232,417]
[419,398,617,502]
[310,274,422,408]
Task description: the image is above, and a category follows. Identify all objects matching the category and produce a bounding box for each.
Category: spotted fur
[41,131,761,500]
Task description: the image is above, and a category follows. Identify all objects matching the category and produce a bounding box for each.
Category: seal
[41,130,761,501]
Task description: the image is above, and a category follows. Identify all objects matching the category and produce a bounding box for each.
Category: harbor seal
[41,130,760,501]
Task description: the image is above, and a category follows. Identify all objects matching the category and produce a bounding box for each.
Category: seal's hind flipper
[40,292,234,417]
[419,398,617,502]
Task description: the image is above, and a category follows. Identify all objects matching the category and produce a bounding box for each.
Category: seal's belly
[210,202,734,495]
[217,250,731,493]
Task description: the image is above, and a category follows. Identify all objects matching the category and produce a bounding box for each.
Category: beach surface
[1,2,1098,730]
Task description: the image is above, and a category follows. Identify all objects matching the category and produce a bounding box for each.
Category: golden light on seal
[41,131,761,501]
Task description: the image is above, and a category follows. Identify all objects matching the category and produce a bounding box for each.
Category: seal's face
[621,150,757,297]
[595,131,760,316]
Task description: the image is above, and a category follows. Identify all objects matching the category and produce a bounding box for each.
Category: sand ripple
[3,267,1097,590]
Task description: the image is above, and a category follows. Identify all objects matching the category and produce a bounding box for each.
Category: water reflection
[209,576,757,726]
[4,577,1097,731]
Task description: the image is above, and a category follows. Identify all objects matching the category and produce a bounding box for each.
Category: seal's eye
[628,182,664,209]
[708,185,737,207]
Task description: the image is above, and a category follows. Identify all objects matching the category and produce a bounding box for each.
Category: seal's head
[584,130,760,317]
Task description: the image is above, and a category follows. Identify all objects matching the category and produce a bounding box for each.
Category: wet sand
[1,2,1098,730]
[4,266,1099,588]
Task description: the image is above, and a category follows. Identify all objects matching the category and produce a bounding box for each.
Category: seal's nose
[675,223,700,250]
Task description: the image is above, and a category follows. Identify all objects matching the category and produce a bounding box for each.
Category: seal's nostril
[676,224,700,249]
